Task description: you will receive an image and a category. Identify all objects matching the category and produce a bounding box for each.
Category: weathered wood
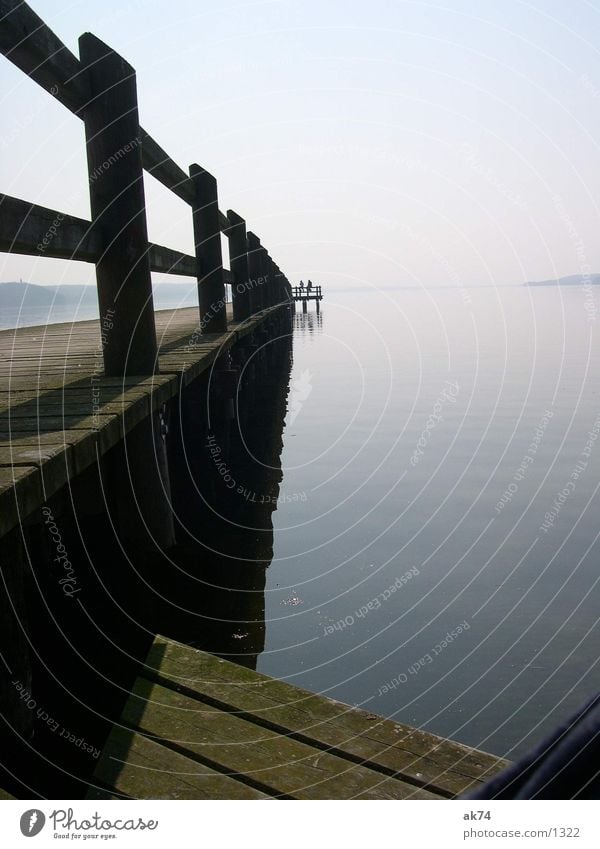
[79,33,157,376]
[138,129,195,205]
[148,243,197,277]
[0,465,41,537]
[85,634,506,800]
[89,725,269,800]
[123,677,437,800]
[137,132,231,232]
[145,636,507,796]
[224,210,251,321]
[189,164,227,334]
[246,231,265,313]
[0,195,101,262]
[271,262,282,306]
[105,408,175,552]
[0,306,285,535]
[0,0,89,114]
[261,251,272,307]
[0,3,282,291]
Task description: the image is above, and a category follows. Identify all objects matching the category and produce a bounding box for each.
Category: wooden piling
[79,33,157,376]
[246,231,265,313]
[190,164,227,334]
[225,210,251,322]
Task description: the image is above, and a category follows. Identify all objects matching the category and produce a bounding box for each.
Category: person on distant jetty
[307,280,313,292]
[299,281,304,290]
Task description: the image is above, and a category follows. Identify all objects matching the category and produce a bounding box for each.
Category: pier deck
[0,304,283,537]
[86,635,509,801]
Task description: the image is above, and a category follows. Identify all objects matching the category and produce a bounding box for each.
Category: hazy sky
[2,0,600,289]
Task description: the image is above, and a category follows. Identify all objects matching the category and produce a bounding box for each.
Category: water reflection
[154,320,294,670]
[294,310,323,335]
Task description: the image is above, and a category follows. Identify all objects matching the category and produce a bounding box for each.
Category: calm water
[0,285,199,329]
[8,284,599,763]
[252,285,599,760]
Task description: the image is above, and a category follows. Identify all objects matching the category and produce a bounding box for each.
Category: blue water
[256,285,599,759]
[6,283,598,760]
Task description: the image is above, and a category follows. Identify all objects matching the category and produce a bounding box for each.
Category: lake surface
[253,285,599,760]
[5,283,599,761]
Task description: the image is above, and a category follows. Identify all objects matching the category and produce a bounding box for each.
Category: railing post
[262,248,274,308]
[189,163,227,334]
[79,33,157,376]
[273,262,285,305]
[246,231,264,313]
[263,251,272,307]
[224,210,251,322]
[269,259,277,306]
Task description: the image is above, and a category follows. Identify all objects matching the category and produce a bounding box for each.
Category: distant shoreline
[524,274,600,287]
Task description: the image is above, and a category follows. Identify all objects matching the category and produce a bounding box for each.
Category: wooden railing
[291,285,323,300]
[0,0,293,375]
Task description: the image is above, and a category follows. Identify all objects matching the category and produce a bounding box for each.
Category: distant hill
[0,281,197,310]
[0,281,68,307]
[525,274,600,287]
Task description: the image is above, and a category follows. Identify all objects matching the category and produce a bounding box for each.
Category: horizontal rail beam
[0,194,100,261]
[0,195,206,279]
[1,1,286,317]
[138,129,195,206]
[0,0,89,113]
[1,2,241,230]
[148,244,197,277]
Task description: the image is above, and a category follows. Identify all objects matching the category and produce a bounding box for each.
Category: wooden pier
[0,0,294,559]
[292,285,323,313]
[0,303,284,540]
[87,635,508,801]
[0,1,507,801]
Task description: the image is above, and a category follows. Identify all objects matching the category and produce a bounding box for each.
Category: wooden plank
[0,465,41,536]
[1,399,150,436]
[0,194,196,278]
[122,677,437,800]
[0,2,267,272]
[0,195,101,262]
[0,306,285,532]
[138,129,195,205]
[145,636,508,797]
[0,443,71,502]
[0,387,165,412]
[148,244,197,277]
[90,725,269,800]
[0,0,89,114]
[79,32,157,376]
[127,132,229,232]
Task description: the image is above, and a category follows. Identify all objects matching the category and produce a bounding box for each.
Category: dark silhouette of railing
[0,0,293,376]
[291,284,323,312]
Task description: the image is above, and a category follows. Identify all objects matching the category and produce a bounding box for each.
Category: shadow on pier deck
[86,635,508,801]
[0,303,283,537]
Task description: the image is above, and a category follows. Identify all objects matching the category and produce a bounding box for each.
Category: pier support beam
[79,33,157,376]
[247,232,265,313]
[107,410,175,555]
[225,210,251,322]
[190,164,227,334]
